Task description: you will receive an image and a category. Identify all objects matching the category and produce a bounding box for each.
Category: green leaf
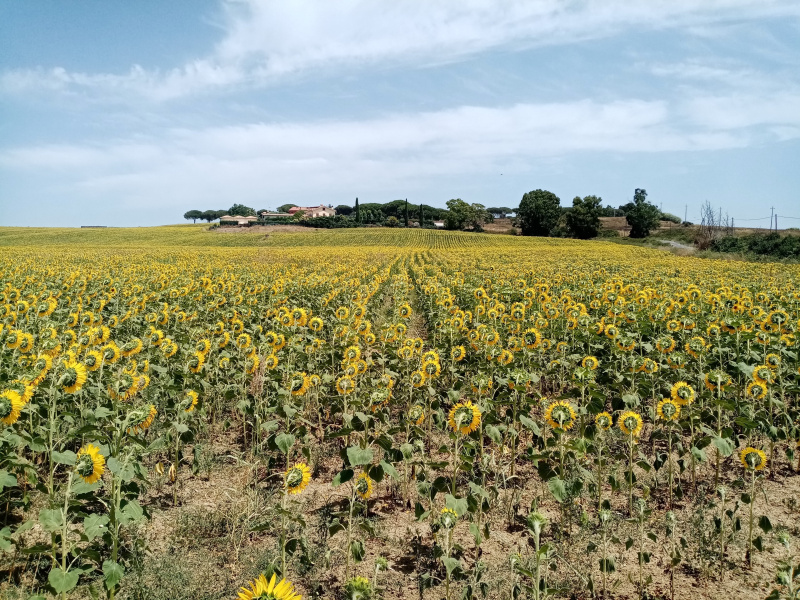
[350,540,365,562]
[346,446,373,467]
[758,515,772,534]
[711,436,734,457]
[445,494,468,517]
[485,425,502,445]
[83,514,110,540]
[442,557,461,576]
[119,500,144,525]
[380,460,399,480]
[469,522,482,546]
[548,478,566,503]
[0,469,17,491]
[48,568,79,594]
[331,469,353,486]
[173,422,189,434]
[102,560,124,590]
[52,450,76,466]
[39,509,63,533]
[275,433,295,455]
[518,415,540,436]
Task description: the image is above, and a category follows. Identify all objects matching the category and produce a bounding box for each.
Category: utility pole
[770,206,774,232]
[775,214,778,231]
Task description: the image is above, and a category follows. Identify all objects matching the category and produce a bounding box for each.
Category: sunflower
[195,338,211,355]
[84,349,103,371]
[422,360,441,378]
[448,401,481,435]
[355,471,373,500]
[739,447,767,471]
[451,345,466,362]
[336,375,355,395]
[335,306,350,320]
[60,359,88,394]
[0,390,24,426]
[285,463,311,495]
[670,381,695,406]
[752,365,774,385]
[746,381,767,400]
[184,390,199,412]
[101,342,121,364]
[398,303,413,319]
[764,353,781,370]
[581,356,599,370]
[236,573,301,600]
[544,400,576,431]
[344,345,361,362]
[309,316,324,332]
[410,370,427,388]
[498,349,514,366]
[522,328,542,349]
[619,411,643,437]
[640,358,658,375]
[246,354,260,375]
[264,354,279,370]
[408,404,425,426]
[128,405,157,435]
[121,338,143,357]
[236,333,252,350]
[440,507,458,529]
[595,411,612,431]
[656,399,681,422]
[290,372,310,396]
[30,354,53,384]
[75,443,105,484]
[188,351,206,374]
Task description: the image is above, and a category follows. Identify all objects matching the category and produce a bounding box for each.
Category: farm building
[287,205,336,218]
[219,215,259,226]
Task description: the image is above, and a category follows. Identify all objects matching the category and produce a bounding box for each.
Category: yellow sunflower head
[656,399,681,422]
[75,443,105,484]
[0,390,24,426]
[408,404,425,426]
[184,390,199,412]
[448,401,481,435]
[670,381,695,406]
[285,463,311,495]
[439,507,458,529]
[595,411,612,431]
[581,356,599,370]
[59,359,88,394]
[619,411,643,437]
[739,447,767,471]
[355,471,373,500]
[544,400,576,431]
[236,573,301,600]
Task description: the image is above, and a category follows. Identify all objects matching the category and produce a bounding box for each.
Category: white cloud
[3,0,800,100]
[6,91,796,213]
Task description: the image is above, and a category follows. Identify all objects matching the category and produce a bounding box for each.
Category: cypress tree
[355,197,361,223]
[404,198,409,227]
[420,203,425,227]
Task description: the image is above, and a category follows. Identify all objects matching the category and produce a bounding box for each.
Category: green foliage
[565,195,602,239]
[355,197,361,223]
[336,204,354,216]
[517,189,561,236]
[622,189,661,238]
[227,204,256,217]
[183,210,203,223]
[711,232,800,258]
[277,203,295,213]
[444,199,491,231]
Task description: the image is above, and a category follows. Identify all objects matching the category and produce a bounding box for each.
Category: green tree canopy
[486,206,513,218]
[277,203,295,213]
[335,204,353,216]
[517,189,561,236]
[183,210,203,223]
[444,199,492,231]
[622,189,661,238]
[227,204,256,217]
[565,195,602,239]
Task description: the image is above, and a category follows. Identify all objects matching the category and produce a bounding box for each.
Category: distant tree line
[183,204,259,223]
[515,188,667,239]
[184,193,675,239]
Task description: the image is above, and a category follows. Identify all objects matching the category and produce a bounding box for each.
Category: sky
[1,1,799,228]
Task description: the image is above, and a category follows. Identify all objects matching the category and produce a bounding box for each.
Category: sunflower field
[0,227,799,600]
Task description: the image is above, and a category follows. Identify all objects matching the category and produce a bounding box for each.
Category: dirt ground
[128,426,800,600]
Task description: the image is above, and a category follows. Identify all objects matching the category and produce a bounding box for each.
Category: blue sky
[1,1,799,227]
